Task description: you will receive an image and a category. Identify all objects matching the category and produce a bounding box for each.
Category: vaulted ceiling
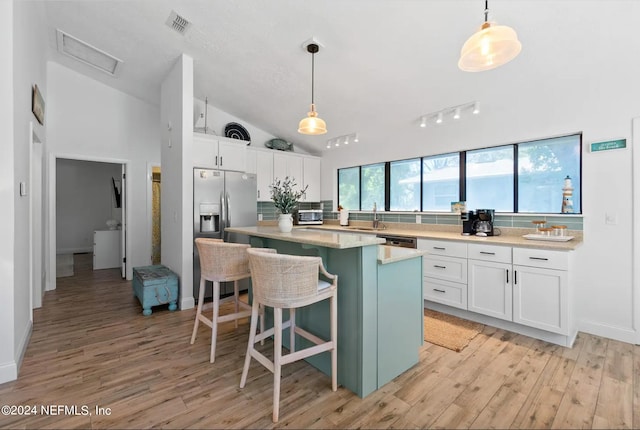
[41,1,640,154]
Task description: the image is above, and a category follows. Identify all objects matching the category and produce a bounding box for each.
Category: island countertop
[377,245,426,264]
[225,226,385,249]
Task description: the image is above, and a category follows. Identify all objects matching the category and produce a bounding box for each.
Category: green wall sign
[590,139,626,152]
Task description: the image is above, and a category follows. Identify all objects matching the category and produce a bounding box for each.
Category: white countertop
[225,226,384,249]
[307,223,583,251]
[377,245,426,265]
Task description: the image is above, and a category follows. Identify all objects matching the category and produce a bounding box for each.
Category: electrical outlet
[415,214,421,224]
[258,213,263,221]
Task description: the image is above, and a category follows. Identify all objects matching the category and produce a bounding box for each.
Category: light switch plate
[605,212,618,225]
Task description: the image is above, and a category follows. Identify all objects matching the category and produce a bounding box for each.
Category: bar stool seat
[191,238,252,363]
[240,248,338,422]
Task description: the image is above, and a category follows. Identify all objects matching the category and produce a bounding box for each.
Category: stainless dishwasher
[376,234,417,249]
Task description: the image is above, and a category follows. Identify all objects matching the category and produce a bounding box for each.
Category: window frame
[336,132,582,215]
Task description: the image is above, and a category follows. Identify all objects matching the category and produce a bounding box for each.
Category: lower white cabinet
[419,239,468,310]
[468,259,513,321]
[93,230,120,270]
[513,248,569,335]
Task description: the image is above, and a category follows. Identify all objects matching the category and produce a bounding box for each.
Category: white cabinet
[513,248,569,335]
[255,150,274,201]
[302,157,321,202]
[93,230,120,270]
[193,133,246,172]
[273,152,303,184]
[418,239,468,310]
[467,244,513,321]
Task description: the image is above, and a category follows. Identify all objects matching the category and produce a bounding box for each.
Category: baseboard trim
[578,320,638,345]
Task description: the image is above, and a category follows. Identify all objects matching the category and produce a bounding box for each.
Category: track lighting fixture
[417,101,480,127]
[324,132,359,150]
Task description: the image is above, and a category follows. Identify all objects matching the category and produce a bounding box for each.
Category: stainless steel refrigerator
[193,168,257,301]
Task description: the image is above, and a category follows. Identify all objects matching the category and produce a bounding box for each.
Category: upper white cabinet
[273,152,303,185]
[302,156,321,202]
[255,150,274,201]
[193,133,246,172]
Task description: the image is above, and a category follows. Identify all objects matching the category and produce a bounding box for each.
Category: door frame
[147,162,161,266]
[633,116,640,345]
[29,122,44,311]
[46,153,131,292]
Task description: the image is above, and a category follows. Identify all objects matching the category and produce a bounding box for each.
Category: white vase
[278,214,293,233]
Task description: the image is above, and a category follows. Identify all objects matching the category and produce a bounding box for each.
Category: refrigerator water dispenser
[199,203,220,233]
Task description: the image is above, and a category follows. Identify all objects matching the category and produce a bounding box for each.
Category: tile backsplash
[257,200,583,231]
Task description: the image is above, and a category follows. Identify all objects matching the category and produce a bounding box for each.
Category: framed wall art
[32,84,45,125]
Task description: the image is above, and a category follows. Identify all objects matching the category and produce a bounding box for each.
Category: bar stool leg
[289,308,296,353]
[273,307,283,423]
[259,304,265,346]
[190,277,206,344]
[240,300,260,389]
[210,281,221,363]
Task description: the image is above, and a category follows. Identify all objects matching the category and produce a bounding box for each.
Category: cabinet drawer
[418,239,467,258]
[424,277,467,310]
[468,243,512,263]
[513,247,568,270]
[423,255,467,283]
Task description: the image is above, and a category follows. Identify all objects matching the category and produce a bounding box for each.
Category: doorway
[151,166,161,265]
[47,154,129,291]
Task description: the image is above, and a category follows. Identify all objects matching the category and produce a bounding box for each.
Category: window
[518,135,581,213]
[422,153,459,211]
[337,167,359,210]
[336,133,581,214]
[390,159,421,211]
[361,163,385,212]
[466,146,514,212]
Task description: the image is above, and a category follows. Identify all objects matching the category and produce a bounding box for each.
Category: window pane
[361,163,385,212]
[338,167,360,210]
[390,158,420,211]
[422,153,460,211]
[466,146,514,212]
[518,135,581,213]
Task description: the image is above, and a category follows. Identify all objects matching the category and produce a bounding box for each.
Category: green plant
[270,176,308,214]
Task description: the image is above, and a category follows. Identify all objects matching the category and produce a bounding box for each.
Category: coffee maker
[461,211,476,235]
[474,209,495,236]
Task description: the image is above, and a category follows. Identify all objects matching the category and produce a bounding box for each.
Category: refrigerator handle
[220,191,226,231]
[223,191,231,242]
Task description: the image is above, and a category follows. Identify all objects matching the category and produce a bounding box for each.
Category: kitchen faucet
[372,202,379,229]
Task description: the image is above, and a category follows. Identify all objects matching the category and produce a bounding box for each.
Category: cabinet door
[256,150,273,201]
[513,265,568,334]
[303,156,321,202]
[193,135,218,169]
[468,259,512,321]
[245,148,257,174]
[217,140,246,172]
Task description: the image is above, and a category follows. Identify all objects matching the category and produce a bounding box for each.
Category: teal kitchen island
[225,226,425,398]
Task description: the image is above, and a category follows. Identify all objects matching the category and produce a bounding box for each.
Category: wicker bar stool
[240,248,338,423]
[191,238,253,363]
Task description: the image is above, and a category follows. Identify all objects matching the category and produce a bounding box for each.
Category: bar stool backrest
[195,238,250,282]
[247,248,324,309]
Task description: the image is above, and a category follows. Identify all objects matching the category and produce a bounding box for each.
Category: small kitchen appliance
[473,209,495,236]
[461,210,476,235]
[296,209,323,225]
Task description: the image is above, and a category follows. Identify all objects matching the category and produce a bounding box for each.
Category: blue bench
[132,265,178,316]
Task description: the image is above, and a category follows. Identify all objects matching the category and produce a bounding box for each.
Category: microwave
[296,209,323,225]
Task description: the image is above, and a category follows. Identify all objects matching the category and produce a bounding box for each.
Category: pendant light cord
[484,0,489,23]
[311,49,315,105]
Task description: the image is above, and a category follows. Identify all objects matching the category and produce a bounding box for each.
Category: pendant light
[458,0,522,72]
[298,43,327,135]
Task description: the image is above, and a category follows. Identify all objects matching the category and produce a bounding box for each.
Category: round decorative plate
[224,122,251,143]
[265,138,293,151]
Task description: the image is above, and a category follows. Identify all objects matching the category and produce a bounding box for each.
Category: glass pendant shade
[298,103,327,135]
[458,22,521,72]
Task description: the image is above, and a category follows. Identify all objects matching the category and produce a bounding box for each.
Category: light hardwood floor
[0,253,638,429]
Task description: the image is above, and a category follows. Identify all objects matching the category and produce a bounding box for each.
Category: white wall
[161,54,194,310]
[0,0,16,384]
[321,68,640,346]
[56,159,122,254]
[46,62,160,281]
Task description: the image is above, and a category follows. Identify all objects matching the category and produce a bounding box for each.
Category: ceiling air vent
[56,29,123,76]
[165,10,191,35]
